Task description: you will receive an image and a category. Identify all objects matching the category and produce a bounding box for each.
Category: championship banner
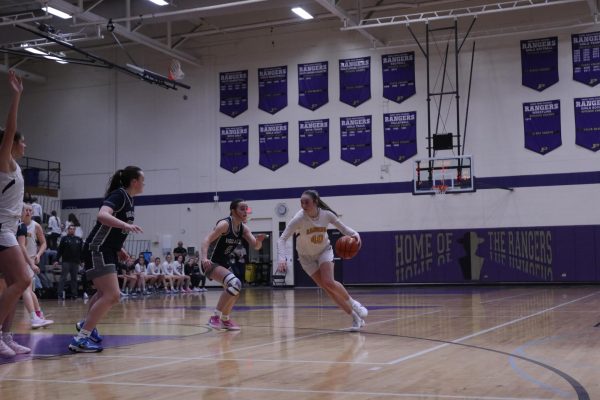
[339,57,371,107]
[298,61,328,111]
[219,70,248,118]
[340,115,372,166]
[522,100,561,155]
[521,37,558,91]
[299,119,329,168]
[572,31,600,87]
[574,96,600,151]
[259,122,288,171]
[382,52,416,104]
[258,65,287,114]
[383,112,417,163]
[220,126,248,173]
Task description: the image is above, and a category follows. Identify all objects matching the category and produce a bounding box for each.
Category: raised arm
[0,71,23,172]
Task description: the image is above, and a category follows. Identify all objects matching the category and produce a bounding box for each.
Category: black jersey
[209,216,245,266]
[85,188,135,251]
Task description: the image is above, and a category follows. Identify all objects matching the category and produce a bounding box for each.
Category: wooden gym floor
[1,285,599,400]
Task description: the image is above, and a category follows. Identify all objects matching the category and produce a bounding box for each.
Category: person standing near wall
[54,224,83,299]
[69,166,144,353]
[47,210,61,250]
[0,71,35,357]
[30,197,42,225]
[200,199,266,330]
[277,189,368,331]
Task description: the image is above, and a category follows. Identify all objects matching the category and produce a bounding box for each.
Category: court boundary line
[387,291,599,364]
[0,377,555,400]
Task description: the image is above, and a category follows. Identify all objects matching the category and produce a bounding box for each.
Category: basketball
[335,235,359,259]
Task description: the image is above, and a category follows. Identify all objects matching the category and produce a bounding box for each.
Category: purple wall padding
[342,226,600,284]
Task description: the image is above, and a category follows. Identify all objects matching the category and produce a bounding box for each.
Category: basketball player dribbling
[277,190,368,331]
[200,199,266,331]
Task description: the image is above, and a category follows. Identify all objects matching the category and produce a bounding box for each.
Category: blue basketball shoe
[76,320,104,343]
[69,337,103,353]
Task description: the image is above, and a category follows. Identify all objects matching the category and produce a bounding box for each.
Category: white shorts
[298,245,334,276]
[0,226,18,249]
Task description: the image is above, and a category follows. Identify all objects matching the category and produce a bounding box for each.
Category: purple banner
[574,96,600,151]
[342,226,600,284]
[219,70,248,118]
[382,52,415,104]
[340,115,372,166]
[523,100,561,155]
[339,57,371,107]
[258,66,287,114]
[299,119,329,169]
[383,112,417,163]
[298,61,328,111]
[572,31,600,87]
[521,37,558,91]
[220,126,248,173]
[259,122,288,171]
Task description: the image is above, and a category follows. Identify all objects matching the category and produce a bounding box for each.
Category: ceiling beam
[313,0,384,47]
[46,0,200,66]
[343,0,586,29]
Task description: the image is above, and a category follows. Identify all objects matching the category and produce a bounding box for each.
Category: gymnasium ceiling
[0,0,598,77]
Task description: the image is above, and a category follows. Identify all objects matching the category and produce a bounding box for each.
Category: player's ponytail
[303,189,338,217]
[105,166,142,197]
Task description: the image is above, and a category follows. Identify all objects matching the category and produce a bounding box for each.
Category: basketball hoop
[168,59,185,81]
[434,184,449,196]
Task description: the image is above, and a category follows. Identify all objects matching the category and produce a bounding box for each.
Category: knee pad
[223,273,241,296]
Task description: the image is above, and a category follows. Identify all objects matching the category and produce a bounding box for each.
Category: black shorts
[83,247,118,281]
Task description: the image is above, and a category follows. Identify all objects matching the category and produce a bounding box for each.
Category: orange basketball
[335,236,359,259]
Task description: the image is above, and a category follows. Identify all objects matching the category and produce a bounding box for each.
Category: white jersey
[134,263,147,274]
[146,262,161,275]
[277,208,357,262]
[172,261,184,276]
[0,162,24,231]
[25,220,40,258]
[162,261,175,275]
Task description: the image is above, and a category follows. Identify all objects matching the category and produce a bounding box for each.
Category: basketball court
[1,286,599,400]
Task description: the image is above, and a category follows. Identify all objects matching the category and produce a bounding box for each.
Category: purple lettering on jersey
[522,100,562,155]
[299,119,329,168]
[521,37,558,91]
[298,61,328,111]
[383,111,417,163]
[340,115,372,166]
[339,57,371,107]
[574,96,600,151]
[572,31,600,87]
[220,125,249,173]
[259,122,288,171]
[219,70,248,118]
[258,65,287,114]
[382,52,416,104]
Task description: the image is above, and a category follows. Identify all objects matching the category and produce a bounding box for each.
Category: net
[168,59,185,80]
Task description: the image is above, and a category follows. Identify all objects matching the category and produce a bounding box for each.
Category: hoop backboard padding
[433,133,454,150]
[413,155,474,195]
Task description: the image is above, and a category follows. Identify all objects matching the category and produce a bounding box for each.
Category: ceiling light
[43,6,72,19]
[147,0,169,5]
[23,46,47,55]
[292,7,313,20]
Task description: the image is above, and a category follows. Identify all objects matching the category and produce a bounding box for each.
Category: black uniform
[83,188,135,280]
[208,216,245,267]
